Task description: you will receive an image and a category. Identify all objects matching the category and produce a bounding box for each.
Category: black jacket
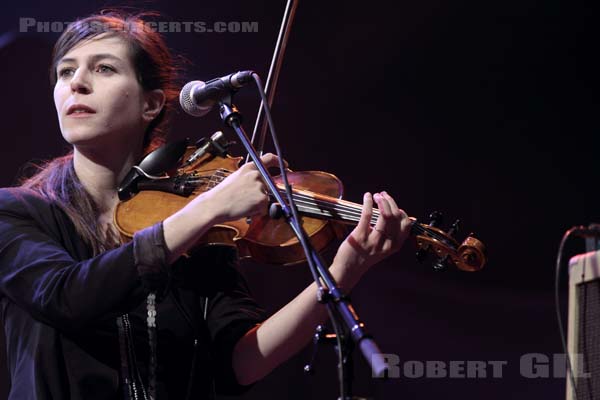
[0,187,264,399]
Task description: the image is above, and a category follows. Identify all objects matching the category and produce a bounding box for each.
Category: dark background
[0,0,598,399]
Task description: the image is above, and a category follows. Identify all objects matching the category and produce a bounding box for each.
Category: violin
[114,137,486,271]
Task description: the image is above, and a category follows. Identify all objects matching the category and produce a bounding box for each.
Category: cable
[251,72,350,398]
[250,72,322,284]
[555,227,580,399]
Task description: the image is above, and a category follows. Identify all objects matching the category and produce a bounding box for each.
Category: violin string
[292,198,451,243]
[191,169,384,215]
[200,176,450,242]
[183,170,450,243]
[187,169,373,217]
[288,200,366,223]
[293,190,370,213]
[184,170,360,211]
[281,192,374,221]
[198,174,449,242]
[194,172,376,226]
[288,197,451,243]
[281,190,373,217]
[275,190,452,242]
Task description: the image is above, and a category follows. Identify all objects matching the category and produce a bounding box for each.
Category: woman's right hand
[162,153,282,262]
[199,153,281,224]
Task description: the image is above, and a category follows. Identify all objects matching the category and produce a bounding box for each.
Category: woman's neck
[73,144,143,215]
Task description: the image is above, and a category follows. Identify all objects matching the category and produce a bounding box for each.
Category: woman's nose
[70,69,92,94]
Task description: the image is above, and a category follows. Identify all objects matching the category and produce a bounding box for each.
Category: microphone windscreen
[179,80,212,117]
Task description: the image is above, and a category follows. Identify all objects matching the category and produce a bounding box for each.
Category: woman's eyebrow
[58,53,124,65]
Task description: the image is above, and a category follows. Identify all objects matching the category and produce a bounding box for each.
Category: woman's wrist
[330,252,371,292]
[163,195,221,262]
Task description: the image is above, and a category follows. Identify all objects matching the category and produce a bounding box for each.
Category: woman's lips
[67,111,96,118]
[66,104,97,117]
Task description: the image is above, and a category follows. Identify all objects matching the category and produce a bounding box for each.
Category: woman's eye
[58,68,74,78]
[96,64,115,74]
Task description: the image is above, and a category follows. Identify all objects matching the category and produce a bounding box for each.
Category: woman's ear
[142,89,166,123]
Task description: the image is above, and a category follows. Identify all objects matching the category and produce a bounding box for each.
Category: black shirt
[0,187,264,399]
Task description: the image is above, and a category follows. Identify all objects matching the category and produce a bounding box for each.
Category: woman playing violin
[0,11,411,399]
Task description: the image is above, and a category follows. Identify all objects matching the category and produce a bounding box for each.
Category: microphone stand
[217,94,388,399]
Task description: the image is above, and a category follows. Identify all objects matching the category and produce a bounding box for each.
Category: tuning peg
[447,219,460,237]
[415,248,428,263]
[428,211,444,227]
[433,255,450,272]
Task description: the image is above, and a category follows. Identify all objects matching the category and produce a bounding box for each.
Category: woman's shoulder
[0,186,53,216]
[0,187,70,243]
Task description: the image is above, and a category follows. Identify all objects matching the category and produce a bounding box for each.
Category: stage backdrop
[0,1,597,399]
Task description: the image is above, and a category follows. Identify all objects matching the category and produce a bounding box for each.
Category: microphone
[179,70,255,117]
[571,224,600,238]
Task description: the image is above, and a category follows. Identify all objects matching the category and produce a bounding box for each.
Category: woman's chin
[64,135,123,154]
[62,129,134,149]
[63,133,104,147]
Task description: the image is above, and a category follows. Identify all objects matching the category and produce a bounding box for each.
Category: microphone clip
[183,131,235,167]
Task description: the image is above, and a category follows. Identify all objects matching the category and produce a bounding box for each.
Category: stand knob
[304,325,337,375]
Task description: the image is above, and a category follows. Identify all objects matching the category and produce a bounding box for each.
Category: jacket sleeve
[209,278,265,395]
[199,247,266,395]
[0,188,169,330]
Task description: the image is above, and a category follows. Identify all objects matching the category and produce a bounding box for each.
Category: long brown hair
[22,10,180,255]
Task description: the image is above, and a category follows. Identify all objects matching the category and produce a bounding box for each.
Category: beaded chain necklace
[117,293,158,400]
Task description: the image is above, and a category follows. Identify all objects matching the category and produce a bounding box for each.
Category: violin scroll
[413,211,486,272]
[456,236,486,271]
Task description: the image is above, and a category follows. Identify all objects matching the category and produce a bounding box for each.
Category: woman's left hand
[232,191,412,385]
[334,191,412,271]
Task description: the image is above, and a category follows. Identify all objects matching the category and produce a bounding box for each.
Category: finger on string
[374,193,393,238]
[374,193,392,218]
[382,191,402,218]
[382,191,408,232]
[243,153,280,171]
[357,192,374,234]
[259,153,286,169]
